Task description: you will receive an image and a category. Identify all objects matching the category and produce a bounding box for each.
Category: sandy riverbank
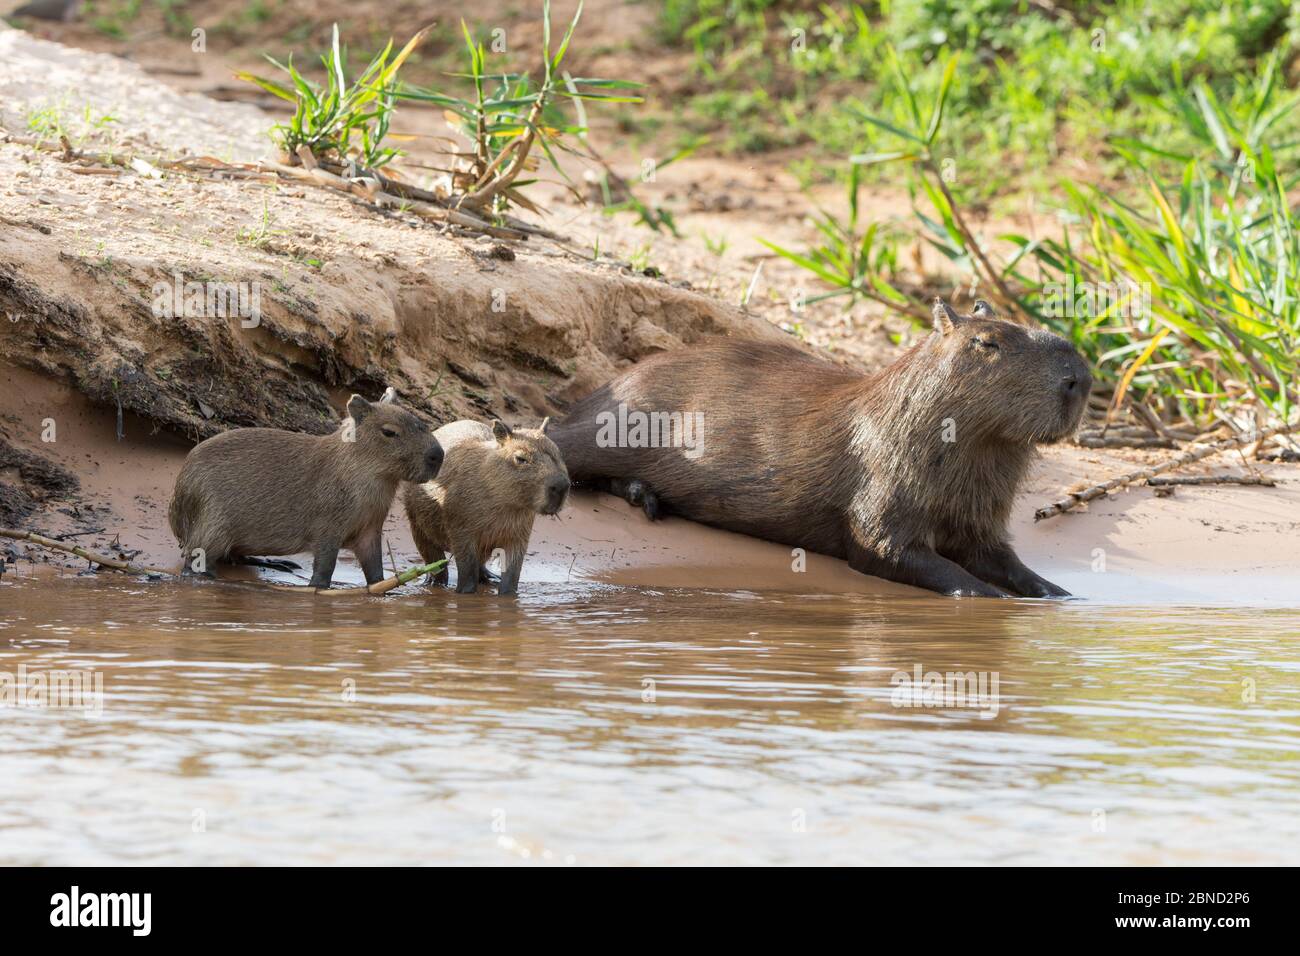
[1,24,1296,608]
[4,363,1297,606]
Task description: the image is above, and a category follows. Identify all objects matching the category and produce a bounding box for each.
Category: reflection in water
[1,576,1297,864]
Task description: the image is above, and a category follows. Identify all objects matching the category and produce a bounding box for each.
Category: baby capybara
[403,419,569,595]
[548,299,1092,598]
[168,387,444,589]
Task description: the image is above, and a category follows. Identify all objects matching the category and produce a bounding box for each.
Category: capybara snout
[542,475,571,515]
[1056,344,1093,436]
[1035,331,1093,441]
[421,441,445,483]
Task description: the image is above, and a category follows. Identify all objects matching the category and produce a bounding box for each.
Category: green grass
[657,1,1300,200]
[85,0,143,39]
[238,23,429,169]
[762,43,1300,429]
[392,1,643,216]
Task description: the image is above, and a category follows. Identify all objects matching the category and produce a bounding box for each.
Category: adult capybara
[548,299,1091,598]
[169,387,444,589]
[403,419,569,595]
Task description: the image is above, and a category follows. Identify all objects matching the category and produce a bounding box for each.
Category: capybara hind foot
[416,565,449,588]
[639,487,661,521]
[234,556,302,573]
[608,477,661,521]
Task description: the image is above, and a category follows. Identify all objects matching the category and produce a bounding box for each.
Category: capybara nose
[545,478,570,513]
[424,442,444,480]
[1062,361,1093,401]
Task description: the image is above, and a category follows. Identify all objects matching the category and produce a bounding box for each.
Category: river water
[1,574,1297,865]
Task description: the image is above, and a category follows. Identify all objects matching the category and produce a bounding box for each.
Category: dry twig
[1034,421,1296,520]
[0,528,442,598]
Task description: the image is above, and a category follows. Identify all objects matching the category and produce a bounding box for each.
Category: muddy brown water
[2,573,1297,865]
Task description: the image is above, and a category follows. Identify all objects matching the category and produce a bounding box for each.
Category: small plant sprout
[238,23,432,170]
[393,1,643,217]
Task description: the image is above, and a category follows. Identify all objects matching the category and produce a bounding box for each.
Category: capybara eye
[975,337,999,351]
[381,426,399,438]
[514,453,529,465]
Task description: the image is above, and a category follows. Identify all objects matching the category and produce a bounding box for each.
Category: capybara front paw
[949,584,1011,598]
[1026,578,1071,598]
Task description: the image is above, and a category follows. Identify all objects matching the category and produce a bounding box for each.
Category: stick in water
[0,528,443,597]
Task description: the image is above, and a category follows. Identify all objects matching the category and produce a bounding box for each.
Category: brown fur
[403,419,570,595]
[168,389,443,588]
[549,299,1092,597]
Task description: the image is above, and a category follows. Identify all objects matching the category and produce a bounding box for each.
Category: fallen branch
[259,160,529,239]
[1146,475,1275,488]
[0,527,443,597]
[0,130,234,177]
[268,560,445,598]
[1077,434,1176,449]
[1,127,559,243]
[1,528,171,576]
[1034,421,1297,521]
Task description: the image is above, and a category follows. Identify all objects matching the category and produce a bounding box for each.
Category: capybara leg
[850,541,1010,598]
[608,477,662,521]
[496,547,527,596]
[452,542,481,594]
[352,529,385,586]
[409,528,449,585]
[955,543,1070,598]
[178,533,222,578]
[177,549,213,578]
[308,541,342,589]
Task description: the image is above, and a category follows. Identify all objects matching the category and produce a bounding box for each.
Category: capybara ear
[971,299,997,319]
[378,386,396,404]
[539,416,551,434]
[492,420,512,442]
[932,297,962,335]
[347,394,373,423]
